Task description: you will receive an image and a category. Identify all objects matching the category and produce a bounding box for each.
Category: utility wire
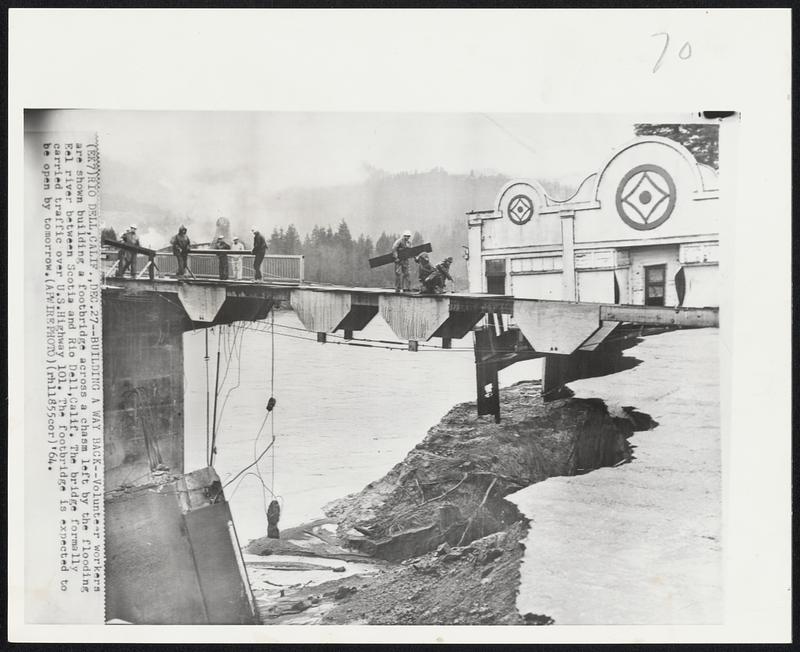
[481,113,539,158]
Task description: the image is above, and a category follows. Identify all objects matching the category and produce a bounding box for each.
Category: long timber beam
[102,278,719,346]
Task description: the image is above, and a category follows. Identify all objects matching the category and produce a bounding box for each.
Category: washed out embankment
[244,376,656,625]
[323,382,654,561]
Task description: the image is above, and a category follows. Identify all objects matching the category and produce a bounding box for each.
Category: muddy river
[183,309,542,544]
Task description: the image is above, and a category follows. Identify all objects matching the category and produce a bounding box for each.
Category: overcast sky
[29,110,640,191]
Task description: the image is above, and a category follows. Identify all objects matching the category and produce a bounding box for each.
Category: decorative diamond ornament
[507,194,534,225]
[615,164,676,230]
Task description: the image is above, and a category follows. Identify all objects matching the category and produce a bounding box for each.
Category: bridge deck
[103,277,718,331]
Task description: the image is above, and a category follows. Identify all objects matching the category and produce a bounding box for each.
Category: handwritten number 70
[652,32,692,73]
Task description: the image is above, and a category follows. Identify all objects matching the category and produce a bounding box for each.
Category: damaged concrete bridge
[101,276,718,624]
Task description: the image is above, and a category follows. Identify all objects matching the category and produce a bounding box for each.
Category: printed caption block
[27,132,105,623]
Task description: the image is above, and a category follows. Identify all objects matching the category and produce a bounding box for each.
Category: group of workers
[113,224,453,291]
[171,226,269,281]
[392,230,454,294]
[112,224,269,281]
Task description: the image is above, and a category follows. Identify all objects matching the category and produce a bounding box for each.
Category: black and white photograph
[9,8,791,645]
[27,108,728,628]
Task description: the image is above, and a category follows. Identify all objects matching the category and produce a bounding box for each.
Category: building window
[510,255,563,274]
[485,259,506,294]
[644,264,667,307]
[679,242,719,265]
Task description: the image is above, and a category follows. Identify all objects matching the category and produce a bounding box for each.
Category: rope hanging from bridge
[209,312,283,535]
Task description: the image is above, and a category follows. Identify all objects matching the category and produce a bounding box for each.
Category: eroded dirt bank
[245,379,654,625]
[325,382,651,560]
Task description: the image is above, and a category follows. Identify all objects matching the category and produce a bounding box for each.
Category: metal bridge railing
[102,250,304,282]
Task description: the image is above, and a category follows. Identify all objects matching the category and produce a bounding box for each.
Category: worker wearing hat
[424,256,454,294]
[415,251,435,292]
[230,234,246,280]
[170,225,191,278]
[116,224,140,278]
[251,226,268,281]
[391,230,413,292]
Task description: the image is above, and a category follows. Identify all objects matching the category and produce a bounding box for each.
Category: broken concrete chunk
[334,586,358,600]
[480,547,503,564]
[523,612,555,625]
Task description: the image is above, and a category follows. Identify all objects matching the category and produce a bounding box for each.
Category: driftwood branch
[388,473,470,526]
[457,477,498,547]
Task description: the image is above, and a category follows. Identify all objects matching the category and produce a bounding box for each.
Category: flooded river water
[183,309,541,544]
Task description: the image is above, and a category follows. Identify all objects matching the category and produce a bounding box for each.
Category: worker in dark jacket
[116,224,140,278]
[392,230,413,292]
[213,236,231,280]
[416,252,436,292]
[170,225,191,278]
[251,227,268,281]
[424,256,454,294]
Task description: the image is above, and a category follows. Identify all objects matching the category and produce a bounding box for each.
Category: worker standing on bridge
[116,225,140,278]
[392,230,413,293]
[252,227,268,281]
[230,235,245,280]
[170,226,191,278]
[213,236,231,280]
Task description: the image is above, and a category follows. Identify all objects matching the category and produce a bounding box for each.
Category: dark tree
[101,226,117,242]
[269,227,285,254]
[283,224,301,254]
[634,123,719,169]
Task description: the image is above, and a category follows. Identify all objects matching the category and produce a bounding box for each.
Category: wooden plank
[599,304,719,328]
[103,238,156,257]
[368,243,432,268]
[188,249,252,255]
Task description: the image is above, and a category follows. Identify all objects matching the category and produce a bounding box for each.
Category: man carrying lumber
[392,230,413,293]
[170,225,191,278]
[115,225,140,278]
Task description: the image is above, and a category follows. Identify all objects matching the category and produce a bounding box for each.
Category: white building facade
[467,136,720,308]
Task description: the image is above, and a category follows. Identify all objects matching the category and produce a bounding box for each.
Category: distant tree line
[268,221,429,288]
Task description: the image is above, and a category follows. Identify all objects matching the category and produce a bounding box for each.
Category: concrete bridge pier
[290,288,379,342]
[103,291,191,489]
[379,294,484,350]
[102,285,280,624]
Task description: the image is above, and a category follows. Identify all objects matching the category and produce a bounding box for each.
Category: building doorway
[644,264,666,306]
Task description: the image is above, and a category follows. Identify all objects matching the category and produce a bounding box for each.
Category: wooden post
[560,210,577,301]
[408,340,419,352]
[316,332,327,344]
